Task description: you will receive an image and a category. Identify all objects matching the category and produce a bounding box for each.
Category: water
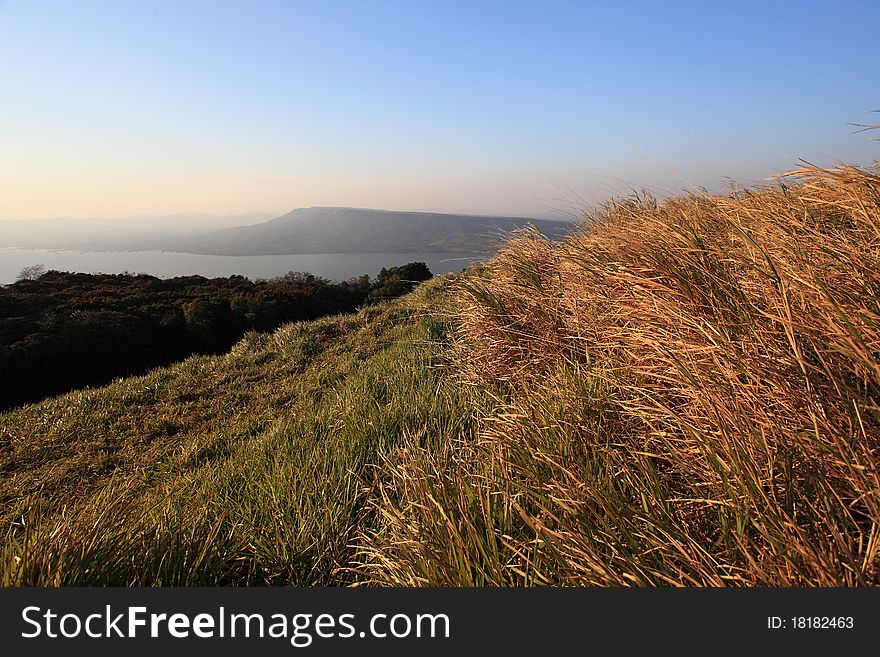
[0,248,486,284]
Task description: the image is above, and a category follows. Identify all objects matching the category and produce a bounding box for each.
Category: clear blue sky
[1,0,878,219]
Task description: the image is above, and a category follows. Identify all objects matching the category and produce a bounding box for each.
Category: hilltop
[2,163,879,586]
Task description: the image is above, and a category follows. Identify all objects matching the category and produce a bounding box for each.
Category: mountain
[170,207,572,255]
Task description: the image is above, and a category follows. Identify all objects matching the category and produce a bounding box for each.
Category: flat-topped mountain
[172,207,572,255]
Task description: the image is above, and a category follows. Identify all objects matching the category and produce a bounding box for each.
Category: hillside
[2,163,880,586]
[364,163,880,586]
[0,277,477,585]
[0,263,430,410]
[170,206,571,255]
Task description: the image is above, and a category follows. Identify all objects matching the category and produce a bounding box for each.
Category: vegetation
[361,163,880,586]
[0,262,432,409]
[2,163,880,586]
[0,276,477,585]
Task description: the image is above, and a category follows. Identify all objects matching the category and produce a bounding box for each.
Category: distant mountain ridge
[170,207,572,256]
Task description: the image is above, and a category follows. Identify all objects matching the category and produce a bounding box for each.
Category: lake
[0,248,487,285]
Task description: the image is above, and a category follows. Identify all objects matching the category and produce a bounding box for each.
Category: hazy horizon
[1,0,878,222]
[0,205,565,223]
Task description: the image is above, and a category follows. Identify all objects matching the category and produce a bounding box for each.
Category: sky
[0,0,878,221]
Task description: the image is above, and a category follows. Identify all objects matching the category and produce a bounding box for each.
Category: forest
[0,262,432,409]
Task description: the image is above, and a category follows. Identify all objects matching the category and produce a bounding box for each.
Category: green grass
[0,275,481,585]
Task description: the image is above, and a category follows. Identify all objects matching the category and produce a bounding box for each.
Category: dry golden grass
[359,164,880,586]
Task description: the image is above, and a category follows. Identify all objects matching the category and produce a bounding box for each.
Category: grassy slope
[3,164,880,587]
[360,165,880,586]
[1,276,480,585]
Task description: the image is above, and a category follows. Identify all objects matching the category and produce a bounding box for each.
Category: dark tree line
[0,262,432,409]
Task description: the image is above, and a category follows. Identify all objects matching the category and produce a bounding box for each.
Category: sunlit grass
[3,163,880,586]
[360,164,880,586]
[1,277,480,585]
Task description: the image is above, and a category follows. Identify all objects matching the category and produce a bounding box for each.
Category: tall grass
[360,164,880,586]
[1,278,480,585]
